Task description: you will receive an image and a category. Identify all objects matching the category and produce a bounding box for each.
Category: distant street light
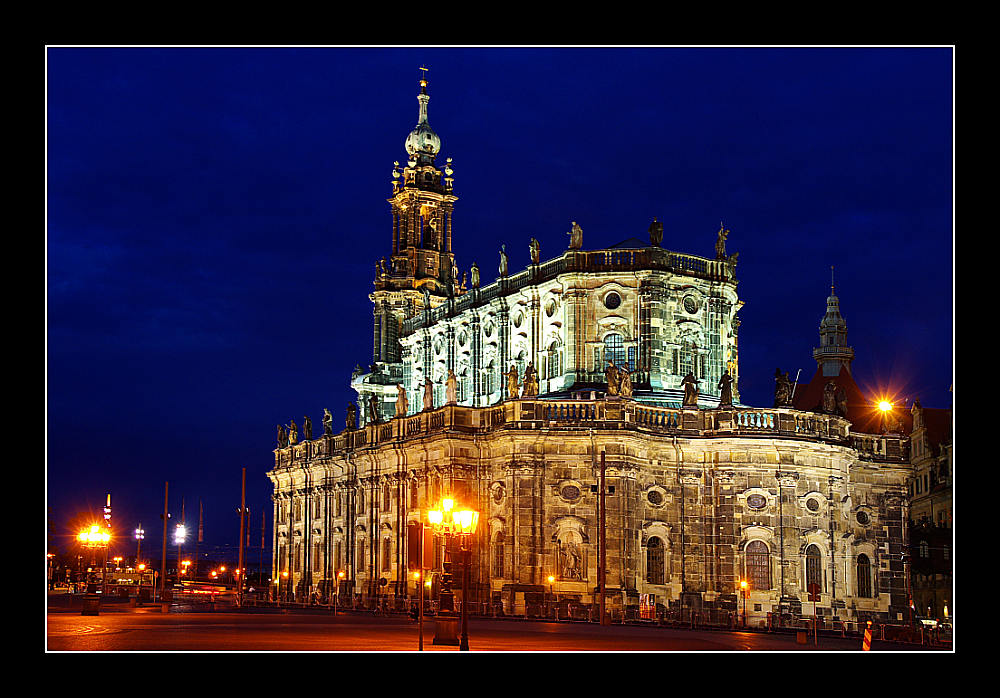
[77,524,111,598]
[739,580,748,627]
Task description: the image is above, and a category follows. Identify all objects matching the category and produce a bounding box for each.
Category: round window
[646,489,664,506]
[458,331,468,347]
[560,485,581,501]
[484,322,494,337]
[806,498,821,512]
[683,296,698,314]
[492,486,505,503]
[603,292,622,310]
[433,338,444,355]
[513,311,524,328]
[856,510,871,526]
[544,299,557,317]
[746,494,767,510]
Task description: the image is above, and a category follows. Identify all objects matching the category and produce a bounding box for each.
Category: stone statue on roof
[521,362,539,397]
[682,372,699,407]
[395,383,408,417]
[499,245,508,277]
[470,262,480,288]
[346,403,357,431]
[567,221,583,250]
[322,408,333,436]
[774,368,792,407]
[822,380,838,414]
[619,366,633,398]
[718,372,734,407]
[303,415,312,441]
[605,360,620,396]
[277,424,287,448]
[529,238,540,265]
[648,217,663,247]
[715,223,729,260]
[505,364,519,400]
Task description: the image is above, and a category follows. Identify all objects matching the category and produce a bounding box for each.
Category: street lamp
[548,575,555,617]
[134,525,145,601]
[173,523,187,585]
[77,524,111,604]
[739,580,748,628]
[427,497,479,651]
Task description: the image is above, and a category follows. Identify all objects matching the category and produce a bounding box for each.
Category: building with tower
[267,72,914,630]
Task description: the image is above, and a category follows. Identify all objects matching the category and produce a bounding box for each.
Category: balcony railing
[272,398,907,468]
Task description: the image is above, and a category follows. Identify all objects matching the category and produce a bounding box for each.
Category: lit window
[746,540,771,591]
[646,537,664,584]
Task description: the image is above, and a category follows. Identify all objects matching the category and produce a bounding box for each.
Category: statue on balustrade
[715,223,729,260]
[774,368,792,407]
[505,364,520,400]
[346,402,357,431]
[470,262,480,288]
[648,217,663,247]
[718,372,734,407]
[529,238,540,265]
[521,362,539,397]
[835,385,848,417]
[499,244,509,277]
[567,221,583,250]
[395,384,408,417]
[367,393,382,424]
[422,378,435,411]
[276,424,287,448]
[619,366,633,398]
[303,415,312,441]
[822,380,838,414]
[446,369,458,404]
[322,408,333,435]
[605,360,620,396]
[682,372,699,407]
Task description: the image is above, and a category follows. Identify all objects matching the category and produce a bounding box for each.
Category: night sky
[46,47,953,558]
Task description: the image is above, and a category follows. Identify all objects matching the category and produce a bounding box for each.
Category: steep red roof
[791,365,909,435]
[920,406,952,455]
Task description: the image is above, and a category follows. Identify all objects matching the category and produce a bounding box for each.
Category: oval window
[746,494,767,510]
[604,292,622,310]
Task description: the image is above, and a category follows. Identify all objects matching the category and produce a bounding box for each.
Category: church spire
[813,266,855,376]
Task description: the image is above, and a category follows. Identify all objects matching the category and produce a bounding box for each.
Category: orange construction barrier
[862,620,872,651]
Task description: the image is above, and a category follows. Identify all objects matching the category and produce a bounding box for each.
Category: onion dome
[404,72,440,165]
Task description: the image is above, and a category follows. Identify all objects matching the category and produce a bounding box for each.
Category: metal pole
[600,450,607,625]
[419,521,424,651]
[460,540,470,651]
[237,467,247,608]
[160,481,169,603]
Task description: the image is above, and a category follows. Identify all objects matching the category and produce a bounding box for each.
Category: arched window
[856,554,872,598]
[746,540,771,591]
[548,340,562,381]
[920,540,930,558]
[410,479,419,509]
[604,333,626,368]
[646,536,664,584]
[805,544,822,592]
[356,539,366,573]
[493,532,505,578]
[382,483,391,512]
[382,538,392,572]
[484,361,495,395]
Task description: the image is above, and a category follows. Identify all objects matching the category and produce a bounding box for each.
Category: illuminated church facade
[267,74,912,628]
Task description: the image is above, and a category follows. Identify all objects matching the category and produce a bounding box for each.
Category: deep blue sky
[46,47,953,557]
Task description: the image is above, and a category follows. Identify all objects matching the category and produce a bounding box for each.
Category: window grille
[805,544,822,591]
[604,333,626,368]
[646,536,664,584]
[746,540,771,590]
[856,554,872,598]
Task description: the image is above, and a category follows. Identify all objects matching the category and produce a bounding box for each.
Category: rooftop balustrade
[272,398,908,468]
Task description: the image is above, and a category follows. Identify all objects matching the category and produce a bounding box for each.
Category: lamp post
[134,525,144,598]
[427,497,479,650]
[173,524,187,585]
[548,575,555,618]
[740,580,748,628]
[77,524,111,614]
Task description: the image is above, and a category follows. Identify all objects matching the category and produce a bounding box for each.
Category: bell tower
[813,266,855,376]
[358,69,460,422]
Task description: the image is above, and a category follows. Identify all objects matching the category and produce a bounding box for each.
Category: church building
[267,73,912,628]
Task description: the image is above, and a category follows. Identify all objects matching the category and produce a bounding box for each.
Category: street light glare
[878,400,892,412]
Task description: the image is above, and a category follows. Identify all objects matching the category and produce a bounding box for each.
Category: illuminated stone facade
[266,75,912,627]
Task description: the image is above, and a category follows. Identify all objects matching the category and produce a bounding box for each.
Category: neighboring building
[267,74,913,628]
[907,398,953,622]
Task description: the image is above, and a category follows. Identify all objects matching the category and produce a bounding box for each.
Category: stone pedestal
[432,615,460,646]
